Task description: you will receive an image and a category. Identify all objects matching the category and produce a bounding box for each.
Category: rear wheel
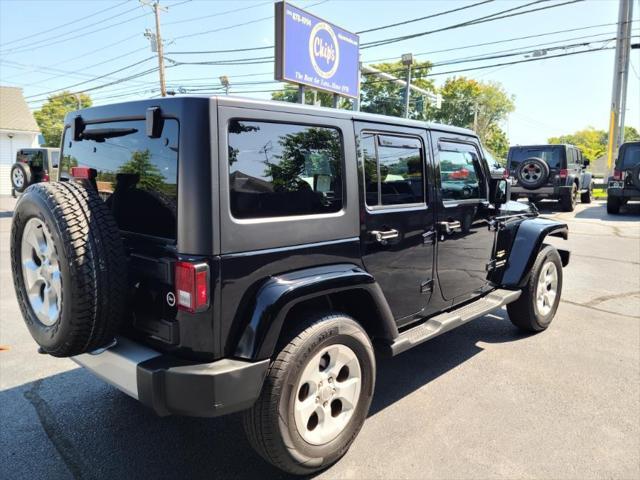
[10,182,127,357]
[243,313,375,475]
[507,245,563,332]
[560,184,578,212]
[607,195,621,214]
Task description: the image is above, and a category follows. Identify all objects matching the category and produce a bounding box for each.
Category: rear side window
[50,151,60,168]
[228,120,343,219]
[509,147,564,169]
[62,119,179,240]
[361,133,425,207]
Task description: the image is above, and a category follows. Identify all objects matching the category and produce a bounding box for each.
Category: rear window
[620,144,640,168]
[17,150,45,170]
[509,147,564,169]
[61,119,179,241]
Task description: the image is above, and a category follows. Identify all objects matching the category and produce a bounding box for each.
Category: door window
[228,120,343,219]
[361,133,425,207]
[438,144,485,201]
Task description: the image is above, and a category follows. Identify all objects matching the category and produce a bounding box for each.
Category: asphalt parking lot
[1,196,639,480]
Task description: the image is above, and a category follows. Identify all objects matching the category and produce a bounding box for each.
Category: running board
[385,289,522,356]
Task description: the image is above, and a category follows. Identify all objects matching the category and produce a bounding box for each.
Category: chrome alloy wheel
[536,261,558,317]
[522,162,542,184]
[20,218,62,326]
[13,168,24,188]
[293,344,362,445]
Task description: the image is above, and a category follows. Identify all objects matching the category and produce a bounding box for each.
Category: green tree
[432,77,515,150]
[484,124,510,161]
[548,127,606,162]
[33,91,92,147]
[361,60,435,120]
[118,150,165,191]
[622,126,640,142]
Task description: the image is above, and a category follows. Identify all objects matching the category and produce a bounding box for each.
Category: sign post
[275,1,360,102]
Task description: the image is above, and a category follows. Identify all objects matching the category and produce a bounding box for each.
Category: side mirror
[583,159,590,168]
[490,178,510,206]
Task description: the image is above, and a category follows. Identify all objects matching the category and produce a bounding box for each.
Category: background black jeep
[607,141,640,214]
[507,144,593,211]
[10,97,569,476]
[10,147,60,196]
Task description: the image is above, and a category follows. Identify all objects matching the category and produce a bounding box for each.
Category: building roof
[0,86,40,133]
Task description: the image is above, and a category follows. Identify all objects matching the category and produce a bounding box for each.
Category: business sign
[275,1,360,99]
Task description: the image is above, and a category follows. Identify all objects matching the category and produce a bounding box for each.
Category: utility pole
[142,1,167,97]
[606,0,634,174]
[401,53,413,118]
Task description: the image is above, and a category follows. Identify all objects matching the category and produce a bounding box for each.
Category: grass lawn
[593,188,607,199]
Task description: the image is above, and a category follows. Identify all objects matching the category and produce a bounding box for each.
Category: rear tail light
[43,173,50,182]
[613,169,622,180]
[175,261,209,313]
[559,169,568,179]
[71,166,95,179]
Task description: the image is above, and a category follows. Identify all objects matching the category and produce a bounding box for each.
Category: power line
[166,0,493,55]
[165,1,272,26]
[0,1,130,48]
[23,58,157,99]
[0,4,148,55]
[358,0,495,34]
[362,0,584,49]
[169,0,329,42]
[363,20,637,63]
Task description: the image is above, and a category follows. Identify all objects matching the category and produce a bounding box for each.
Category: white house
[0,86,41,195]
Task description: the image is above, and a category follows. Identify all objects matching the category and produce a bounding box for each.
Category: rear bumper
[73,337,269,417]
[511,185,572,198]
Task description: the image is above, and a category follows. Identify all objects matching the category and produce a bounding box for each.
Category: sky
[0,0,638,146]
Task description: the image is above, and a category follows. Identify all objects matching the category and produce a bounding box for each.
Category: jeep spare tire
[10,182,127,357]
[516,157,549,190]
[11,163,31,192]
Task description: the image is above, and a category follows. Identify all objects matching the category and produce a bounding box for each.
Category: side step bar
[385,289,522,356]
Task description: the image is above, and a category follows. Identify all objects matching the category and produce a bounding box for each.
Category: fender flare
[500,218,569,288]
[234,263,397,360]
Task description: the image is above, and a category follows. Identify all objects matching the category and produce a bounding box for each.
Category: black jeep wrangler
[507,144,593,211]
[10,97,569,475]
[10,147,61,196]
[607,141,640,214]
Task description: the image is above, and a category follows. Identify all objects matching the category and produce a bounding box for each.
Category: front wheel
[507,245,563,332]
[243,313,375,475]
[580,184,593,204]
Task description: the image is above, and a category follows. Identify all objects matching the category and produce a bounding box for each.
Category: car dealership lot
[1,196,638,480]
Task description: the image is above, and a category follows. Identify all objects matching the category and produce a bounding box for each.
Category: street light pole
[401,53,413,118]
